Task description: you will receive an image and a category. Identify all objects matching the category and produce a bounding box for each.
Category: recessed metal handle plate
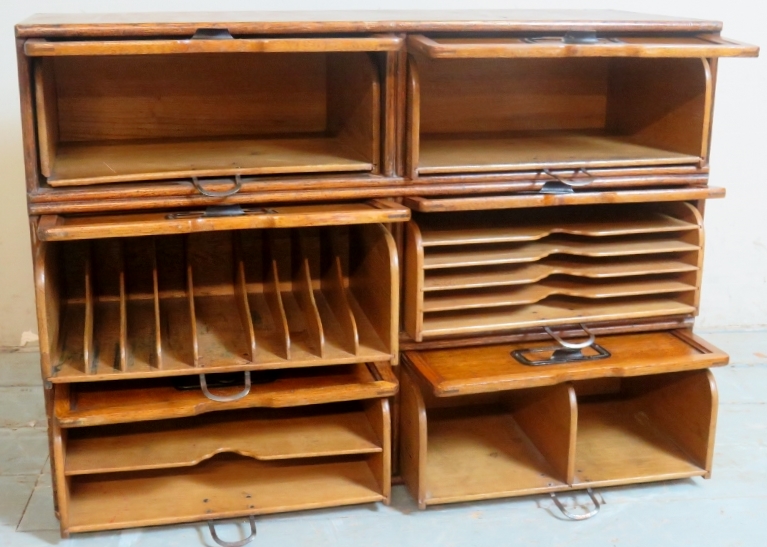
[512,344,611,366]
[208,516,257,547]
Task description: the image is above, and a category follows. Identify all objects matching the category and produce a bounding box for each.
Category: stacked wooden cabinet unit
[15,10,756,540]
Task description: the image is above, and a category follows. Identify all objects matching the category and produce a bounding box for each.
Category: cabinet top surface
[16,10,722,37]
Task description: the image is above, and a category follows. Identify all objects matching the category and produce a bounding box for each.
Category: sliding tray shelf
[34,203,405,382]
[406,34,755,181]
[401,332,723,508]
[30,35,403,187]
[49,371,393,534]
[404,201,707,341]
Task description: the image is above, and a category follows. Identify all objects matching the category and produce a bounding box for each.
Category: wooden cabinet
[15,9,757,541]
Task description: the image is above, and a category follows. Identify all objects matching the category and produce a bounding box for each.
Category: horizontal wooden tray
[68,456,383,533]
[404,330,726,395]
[417,132,702,175]
[54,362,398,427]
[408,34,758,59]
[65,403,382,475]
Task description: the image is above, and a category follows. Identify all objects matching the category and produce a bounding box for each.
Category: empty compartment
[573,369,717,487]
[408,54,712,177]
[34,51,384,186]
[400,370,575,508]
[43,221,398,381]
[404,202,704,340]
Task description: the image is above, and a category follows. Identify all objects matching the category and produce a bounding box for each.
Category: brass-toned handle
[544,324,596,350]
[192,174,243,197]
[208,516,257,547]
[550,488,601,521]
[200,371,251,402]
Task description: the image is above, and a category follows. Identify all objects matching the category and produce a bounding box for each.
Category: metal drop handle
[208,516,257,547]
[192,174,244,197]
[543,168,594,187]
[544,324,596,350]
[550,488,601,521]
[200,371,251,402]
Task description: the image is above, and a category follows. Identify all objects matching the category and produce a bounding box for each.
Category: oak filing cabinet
[14,9,757,543]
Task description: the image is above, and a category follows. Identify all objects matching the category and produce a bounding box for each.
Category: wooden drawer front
[400,365,718,508]
[37,221,400,382]
[407,50,724,179]
[50,380,392,533]
[404,201,705,341]
[33,45,390,187]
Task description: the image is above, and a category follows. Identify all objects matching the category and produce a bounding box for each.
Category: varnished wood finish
[16,9,754,535]
[403,330,728,396]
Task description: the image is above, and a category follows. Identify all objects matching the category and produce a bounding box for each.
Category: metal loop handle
[192,174,243,198]
[550,488,601,521]
[200,371,251,402]
[543,168,594,187]
[544,324,596,350]
[208,516,257,547]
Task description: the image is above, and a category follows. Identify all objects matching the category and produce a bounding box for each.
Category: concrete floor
[1,330,766,547]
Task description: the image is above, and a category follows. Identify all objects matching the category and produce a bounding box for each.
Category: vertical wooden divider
[263,231,291,360]
[364,398,392,504]
[321,228,359,355]
[504,383,578,486]
[399,368,428,510]
[82,244,94,374]
[116,240,128,372]
[184,235,200,367]
[150,238,163,368]
[233,232,257,362]
[292,231,326,358]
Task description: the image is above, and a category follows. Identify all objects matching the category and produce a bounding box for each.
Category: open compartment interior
[404,202,703,340]
[410,56,710,176]
[573,369,716,486]
[400,370,575,507]
[35,51,381,186]
[46,223,398,380]
[54,395,391,532]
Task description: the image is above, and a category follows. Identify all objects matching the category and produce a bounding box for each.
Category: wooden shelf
[65,403,382,475]
[68,456,383,533]
[423,278,695,312]
[424,406,567,504]
[417,132,700,175]
[420,297,696,339]
[55,363,398,427]
[49,136,373,186]
[423,258,699,290]
[404,331,727,396]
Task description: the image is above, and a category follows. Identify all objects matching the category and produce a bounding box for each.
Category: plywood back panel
[53,53,329,142]
[418,57,609,134]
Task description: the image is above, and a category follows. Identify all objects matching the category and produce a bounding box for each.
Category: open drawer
[34,203,406,381]
[400,363,718,509]
[49,367,394,534]
[404,200,710,341]
[29,34,402,187]
[406,34,756,180]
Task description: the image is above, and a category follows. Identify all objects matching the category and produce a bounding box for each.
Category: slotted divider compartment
[50,223,398,381]
[408,53,714,179]
[51,369,395,533]
[404,202,704,341]
[33,46,393,186]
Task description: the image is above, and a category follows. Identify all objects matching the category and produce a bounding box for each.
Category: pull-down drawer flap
[37,200,410,241]
[404,330,727,396]
[25,34,404,56]
[408,34,758,59]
